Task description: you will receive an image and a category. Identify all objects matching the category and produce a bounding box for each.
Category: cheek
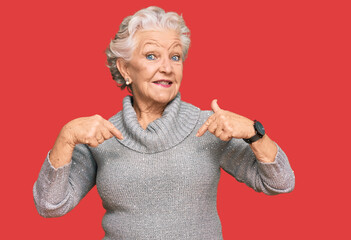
[136,63,159,79]
[128,58,155,78]
[175,64,183,79]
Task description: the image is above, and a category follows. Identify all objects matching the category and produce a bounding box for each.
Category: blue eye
[171,55,180,61]
[146,54,156,60]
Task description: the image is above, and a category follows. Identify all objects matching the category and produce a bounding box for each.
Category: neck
[132,98,167,129]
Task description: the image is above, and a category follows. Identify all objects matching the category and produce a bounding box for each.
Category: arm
[33,114,123,217]
[219,138,295,195]
[197,100,295,195]
[33,144,96,217]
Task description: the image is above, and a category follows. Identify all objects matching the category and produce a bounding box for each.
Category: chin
[152,92,178,105]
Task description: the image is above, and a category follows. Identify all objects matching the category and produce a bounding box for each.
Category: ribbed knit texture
[33,93,295,240]
[112,93,200,153]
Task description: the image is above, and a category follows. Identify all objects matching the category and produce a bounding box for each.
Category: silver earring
[125,78,130,85]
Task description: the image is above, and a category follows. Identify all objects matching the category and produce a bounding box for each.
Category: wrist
[59,124,76,149]
[243,120,265,144]
[247,121,256,139]
[50,134,75,169]
[250,135,277,163]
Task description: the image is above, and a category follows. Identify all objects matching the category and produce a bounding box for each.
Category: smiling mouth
[152,80,173,88]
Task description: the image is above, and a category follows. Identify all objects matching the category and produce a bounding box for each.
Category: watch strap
[243,134,261,144]
[243,120,265,144]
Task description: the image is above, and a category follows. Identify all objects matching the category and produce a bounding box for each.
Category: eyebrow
[168,42,182,51]
[141,40,182,51]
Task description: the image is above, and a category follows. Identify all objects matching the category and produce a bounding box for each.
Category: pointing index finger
[196,123,208,137]
[196,115,214,137]
[105,120,124,140]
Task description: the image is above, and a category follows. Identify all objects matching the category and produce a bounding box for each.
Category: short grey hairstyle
[105,6,191,92]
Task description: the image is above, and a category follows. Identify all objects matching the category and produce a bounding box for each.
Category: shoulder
[108,108,123,125]
[180,100,213,127]
[179,98,213,121]
[199,110,213,122]
[195,110,214,127]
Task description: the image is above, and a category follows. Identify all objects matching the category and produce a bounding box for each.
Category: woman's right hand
[62,114,123,148]
[49,114,123,168]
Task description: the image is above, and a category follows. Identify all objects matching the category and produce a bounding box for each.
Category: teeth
[155,81,171,85]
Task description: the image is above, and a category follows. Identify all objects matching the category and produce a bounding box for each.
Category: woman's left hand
[196,100,256,141]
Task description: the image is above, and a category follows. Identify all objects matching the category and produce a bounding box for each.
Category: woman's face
[126,29,183,106]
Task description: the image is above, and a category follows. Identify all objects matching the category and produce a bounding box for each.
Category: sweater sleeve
[219,138,295,195]
[33,144,97,217]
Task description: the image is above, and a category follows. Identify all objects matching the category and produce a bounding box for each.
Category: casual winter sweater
[33,93,295,240]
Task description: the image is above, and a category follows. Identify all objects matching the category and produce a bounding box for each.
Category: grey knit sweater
[33,93,295,239]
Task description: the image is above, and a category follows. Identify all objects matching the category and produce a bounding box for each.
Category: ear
[116,58,131,82]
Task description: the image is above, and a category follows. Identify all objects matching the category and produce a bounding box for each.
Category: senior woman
[33,6,295,240]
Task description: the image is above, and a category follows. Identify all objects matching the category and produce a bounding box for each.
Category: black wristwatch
[243,120,265,144]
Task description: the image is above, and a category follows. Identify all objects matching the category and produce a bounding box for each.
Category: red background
[1,0,350,239]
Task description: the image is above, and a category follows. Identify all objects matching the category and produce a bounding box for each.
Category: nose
[159,57,172,74]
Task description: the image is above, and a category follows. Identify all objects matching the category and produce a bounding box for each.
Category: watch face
[255,121,265,136]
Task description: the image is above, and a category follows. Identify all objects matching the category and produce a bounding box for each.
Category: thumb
[211,99,221,112]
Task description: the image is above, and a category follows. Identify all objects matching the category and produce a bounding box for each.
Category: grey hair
[105,6,191,92]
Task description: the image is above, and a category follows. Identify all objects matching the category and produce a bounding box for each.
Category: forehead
[134,30,182,50]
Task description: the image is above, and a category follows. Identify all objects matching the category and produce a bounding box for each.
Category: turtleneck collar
[109,93,201,153]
